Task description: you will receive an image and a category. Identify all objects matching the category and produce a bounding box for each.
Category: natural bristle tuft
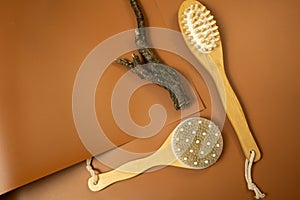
[180,2,220,53]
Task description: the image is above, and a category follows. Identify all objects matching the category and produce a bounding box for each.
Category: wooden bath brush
[87,117,223,191]
[178,0,265,198]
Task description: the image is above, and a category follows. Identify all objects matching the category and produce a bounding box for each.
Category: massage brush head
[179,0,220,53]
[87,117,223,191]
[171,117,223,169]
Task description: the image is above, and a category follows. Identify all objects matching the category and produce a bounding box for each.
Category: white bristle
[199,27,205,32]
[213,32,220,37]
[206,15,214,21]
[211,25,218,31]
[180,3,220,53]
[185,30,191,35]
[187,35,193,40]
[209,20,216,26]
[181,19,188,24]
[203,10,211,17]
[183,27,189,32]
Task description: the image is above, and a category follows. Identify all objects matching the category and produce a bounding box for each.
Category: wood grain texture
[178,0,261,161]
[88,135,178,191]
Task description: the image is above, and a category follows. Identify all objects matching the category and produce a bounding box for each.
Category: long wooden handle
[213,70,261,161]
[88,146,175,191]
[190,45,261,161]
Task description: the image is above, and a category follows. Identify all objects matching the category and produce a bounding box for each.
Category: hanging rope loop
[86,157,99,185]
[245,150,266,199]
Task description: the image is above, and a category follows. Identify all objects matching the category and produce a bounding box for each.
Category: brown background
[1,0,300,199]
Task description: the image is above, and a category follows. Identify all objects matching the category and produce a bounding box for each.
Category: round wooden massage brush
[88,117,223,191]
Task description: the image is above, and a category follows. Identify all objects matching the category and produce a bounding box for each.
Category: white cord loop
[245,150,266,199]
[86,157,99,184]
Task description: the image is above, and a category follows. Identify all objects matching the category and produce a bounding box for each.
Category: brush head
[171,117,223,169]
[179,1,220,53]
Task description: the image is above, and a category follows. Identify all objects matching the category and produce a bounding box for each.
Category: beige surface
[1,0,300,199]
